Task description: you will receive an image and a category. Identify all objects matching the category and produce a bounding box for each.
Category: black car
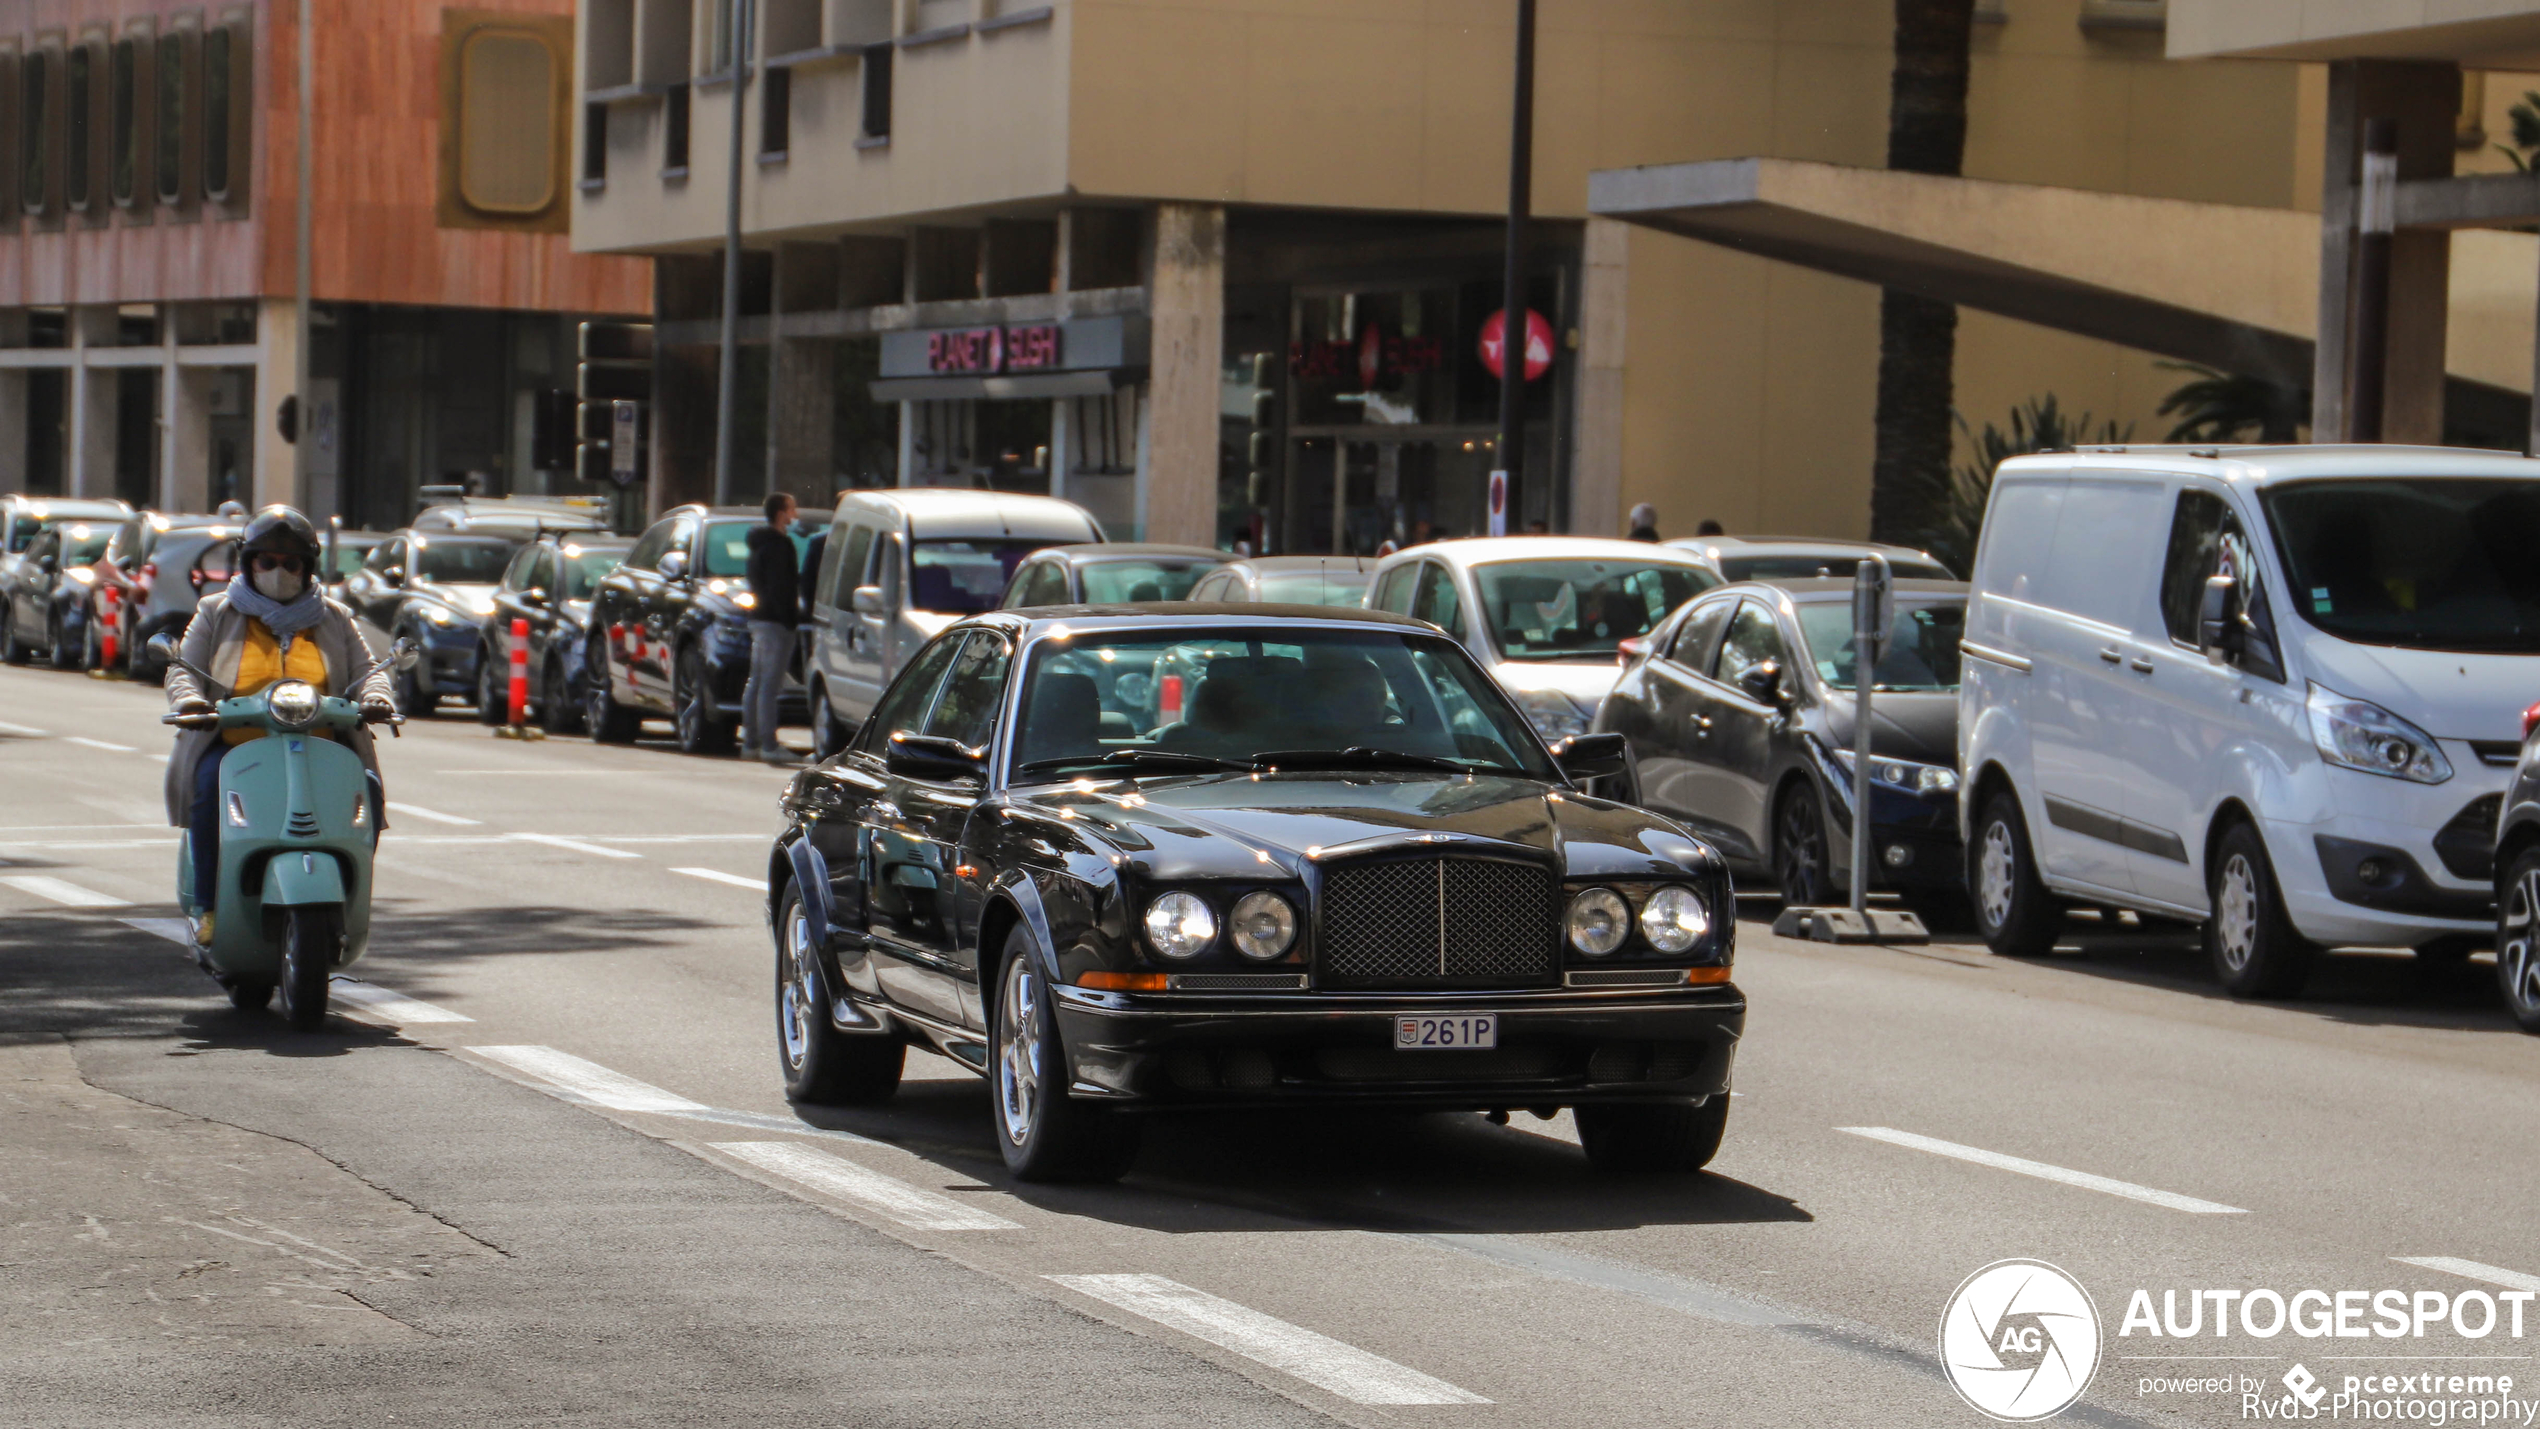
[341,529,523,715]
[1595,579,1970,917]
[0,517,117,668]
[473,533,632,733]
[583,504,828,753]
[999,543,1231,607]
[766,605,1744,1182]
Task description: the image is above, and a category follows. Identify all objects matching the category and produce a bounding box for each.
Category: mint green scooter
[153,634,414,1029]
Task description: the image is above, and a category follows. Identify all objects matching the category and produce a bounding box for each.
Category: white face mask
[252,567,305,602]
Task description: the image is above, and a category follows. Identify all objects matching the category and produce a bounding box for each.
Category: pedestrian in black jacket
[742,494,801,764]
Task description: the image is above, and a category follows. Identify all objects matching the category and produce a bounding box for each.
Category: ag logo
[1939,1260,2102,1422]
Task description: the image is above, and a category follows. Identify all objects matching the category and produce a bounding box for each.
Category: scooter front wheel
[277,907,342,1030]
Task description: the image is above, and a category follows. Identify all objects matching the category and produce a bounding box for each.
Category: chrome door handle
[2098,646,2123,664]
[1694,715,1713,734]
[2128,657,2154,674]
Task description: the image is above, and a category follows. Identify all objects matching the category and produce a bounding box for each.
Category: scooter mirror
[147,633,180,664]
[390,636,422,672]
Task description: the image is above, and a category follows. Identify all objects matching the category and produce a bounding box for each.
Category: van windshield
[2262,479,2540,653]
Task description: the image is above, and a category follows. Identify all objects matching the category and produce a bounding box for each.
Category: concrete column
[1572,217,1628,538]
[253,297,302,508]
[67,307,115,498]
[1140,202,1224,547]
[2314,60,2459,444]
[896,402,915,486]
[1047,396,1070,504]
[165,368,215,513]
[766,336,835,506]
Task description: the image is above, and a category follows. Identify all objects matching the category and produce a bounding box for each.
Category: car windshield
[1080,559,1215,604]
[1010,627,1555,781]
[1795,599,1966,692]
[702,519,812,578]
[1475,559,1712,662]
[2262,479,2540,653]
[912,540,1048,614]
[1256,570,1371,606]
[558,545,627,600]
[1722,553,1955,582]
[57,524,112,565]
[412,537,517,584]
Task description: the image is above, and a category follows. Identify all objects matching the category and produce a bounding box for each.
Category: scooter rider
[164,506,397,947]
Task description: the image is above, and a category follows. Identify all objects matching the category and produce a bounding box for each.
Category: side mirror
[658,549,690,581]
[37,555,56,574]
[384,567,406,588]
[390,636,422,672]
[851,585,885,617]
[523,587,549,607]
[1549,731,1629,782]
[885,731,984,783]
[2198,575,2245,662]
[1737,659,1787,708]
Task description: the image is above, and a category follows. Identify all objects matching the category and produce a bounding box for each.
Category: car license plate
[1394,1014,1497,1050]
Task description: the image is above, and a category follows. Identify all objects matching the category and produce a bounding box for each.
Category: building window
[153,31,184,206]
[65,44,91,210]
[860,44,891,141]
[203,21,242,203]
[582,100,607,183]
[23,49,50,216]
[110,37,140,206]
[759,65,788,157]
[664,81,690,171]
[457,29,557,213]
[706,0,750,74]
[0,50,19,219]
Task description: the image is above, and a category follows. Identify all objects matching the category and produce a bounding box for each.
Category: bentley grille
[1316,855,1558,989]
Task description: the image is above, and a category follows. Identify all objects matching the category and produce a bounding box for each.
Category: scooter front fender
[262,850,348,908]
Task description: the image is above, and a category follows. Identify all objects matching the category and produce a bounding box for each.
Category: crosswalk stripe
[1,874,132,908]
[672,866,767,891]
[709,1141,1019,1231]
[509,832,641,859]
[471,1045,707,1112]
[2393,1257,2540,1293]
[385,801,481,826]
[329,978,474,1024]
[1047,1274,1490,1406]
[1837,1126,2248,1214]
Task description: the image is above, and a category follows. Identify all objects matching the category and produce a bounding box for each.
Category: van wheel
[2207,821,2316,998]
[2494,847,2540,1034]
[1971,788,2063,957]
[1772,784,1834,908]
[812,683,852,763]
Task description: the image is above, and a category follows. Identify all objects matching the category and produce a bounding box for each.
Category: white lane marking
[148,753,169,763]
[2394,1257,2540,1293]
[593,833,767,844]
[673,867,767,891]
[0,823,164,831]
[0,839,179,851]
[328,978,474,1024]
[1401,1232,1800,1328]
[471,1046,709,1113]
[509,832,642,860]
[1836,1126,2248,1215]
[1047,1274,1489,1406]
[435,767,624,775]
[385,801,481,826]
[0,874,133,908]
[120,916,197,946]
[63,736,137,753]
[709,1142,1019,1232]
[0,719,51,736]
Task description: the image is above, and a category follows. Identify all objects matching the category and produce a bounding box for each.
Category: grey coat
[163,591,395,827]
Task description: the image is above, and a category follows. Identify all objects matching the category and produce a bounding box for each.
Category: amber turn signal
[1075,971,1169,992]
[1684,966,1733,985]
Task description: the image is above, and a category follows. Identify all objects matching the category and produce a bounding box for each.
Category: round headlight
[1639,885,1710,953]
[1228,891,1297,962]
[267,680,320,728]
[1566,887,1630,957]
[1142,892,1217,960]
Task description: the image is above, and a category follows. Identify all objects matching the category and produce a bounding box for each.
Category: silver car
[1665,534,1955,583]
[803,488,1102,760]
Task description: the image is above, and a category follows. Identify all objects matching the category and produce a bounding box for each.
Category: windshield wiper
[1014,750,1256,776]
[1247,747,1488,774]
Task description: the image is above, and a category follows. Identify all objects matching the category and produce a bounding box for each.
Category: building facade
[0,0,650,527]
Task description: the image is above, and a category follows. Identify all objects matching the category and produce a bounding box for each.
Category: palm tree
[1871,0,1978,548]
[1928,395,2131,575]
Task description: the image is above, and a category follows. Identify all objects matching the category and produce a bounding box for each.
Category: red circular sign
[1478,308,1554,382]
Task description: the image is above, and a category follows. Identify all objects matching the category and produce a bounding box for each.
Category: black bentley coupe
[765,605,1745,1183]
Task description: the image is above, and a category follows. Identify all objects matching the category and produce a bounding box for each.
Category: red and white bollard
[1158,673,1184,722]
[495,617,545,739]
[90,586,119,678]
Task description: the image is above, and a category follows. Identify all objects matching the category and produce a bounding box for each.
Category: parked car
[115,520,247,682]
[1667,534,1956,583]
[1596,579,1969,915]
[473,533,631,732]
[802,489,1102,760]
[582,504,829,753]
[321,529,392,589]
[766,606,1740,1181]
[342,529,524,716]
[1186,555,1374,607]
[0,518,117,668]
[1,496,132,581]
[1364,537,1718,741]
[999,543,1230,608]
[1961,444,2540,997]
[411,495,611,539]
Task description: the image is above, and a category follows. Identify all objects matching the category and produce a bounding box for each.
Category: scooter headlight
[268,680,320,728]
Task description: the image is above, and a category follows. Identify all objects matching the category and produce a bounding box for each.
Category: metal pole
[1492,0,1535,536]
[294,0,315,512]
[2348,117,2397,444]
[1849,555,1891,917]
[713,0,751,507]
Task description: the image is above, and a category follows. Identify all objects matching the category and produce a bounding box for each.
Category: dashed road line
[329,978,474,1024]
[1837,1126,2248,1215]
[0,719,51,736]
[672,867,767,891]
[470,1045,709,1113]
[385,801,481,826]
[1402,1232,1798,1328]
[63,736,136,753]
[1047,1274,1490,1406]
[2394,1258,2540,1293]
[1,874,133,908]
[709,1141,1020,1232]
[509,832,641,860]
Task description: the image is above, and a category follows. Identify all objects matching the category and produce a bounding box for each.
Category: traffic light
[577,321,653,487]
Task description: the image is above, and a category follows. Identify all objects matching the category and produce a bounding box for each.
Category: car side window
[1371,564,1416,614]
[2158,486,2283,680]
[858,635,965,754]
[624,522,672,572]
[501,546,538,591]
[1412,563,1463,634]
[1712,600,1785,690]
[667,518,699,565]
[533,548,560,595]
[923,633,1012,751]
[827,524,874,609]
[1668,599,1734,670]
[25,530,55,564]
[1188,571,1226,602]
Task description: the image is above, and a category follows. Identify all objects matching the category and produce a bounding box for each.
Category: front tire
[2496,847,2540,1034]
[992,928,1141,1183]
[2206,820,2316,998]
[1772,783,1834,907]
[675,646,737,756]
[0,605,25,665]
[47,611,78,669]
[776,884,904,1103]
[812,682,852,763]
[277,906,341,1030]
[1970,788,2064,957]
[394,638,438,718]
[541,656,585,735]
[475,647,508,725]
[585,641,641,743]
[1576,1096,1729,1173]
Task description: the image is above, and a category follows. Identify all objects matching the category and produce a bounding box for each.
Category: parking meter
[1849,556,1892,915]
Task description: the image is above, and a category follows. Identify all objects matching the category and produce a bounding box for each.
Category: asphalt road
[5,660,2539,1428]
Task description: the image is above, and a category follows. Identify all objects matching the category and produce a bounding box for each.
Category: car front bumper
[1050,983,1745,1111]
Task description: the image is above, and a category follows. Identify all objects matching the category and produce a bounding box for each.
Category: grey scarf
[225,571,327,650]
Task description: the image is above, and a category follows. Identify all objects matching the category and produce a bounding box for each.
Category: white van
[1959,445,2540,996]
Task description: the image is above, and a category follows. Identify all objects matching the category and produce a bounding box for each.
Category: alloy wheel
[2214,854,2261,975]
[779,902,818,1073]
[2503,867,2540,1022]
[676,651,710,750]
[1776,792,1827,905]
[1977,819,2016,930]
[995,954,1042,1149]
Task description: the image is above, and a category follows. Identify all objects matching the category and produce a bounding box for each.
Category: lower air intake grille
[1317,855,1556,989]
